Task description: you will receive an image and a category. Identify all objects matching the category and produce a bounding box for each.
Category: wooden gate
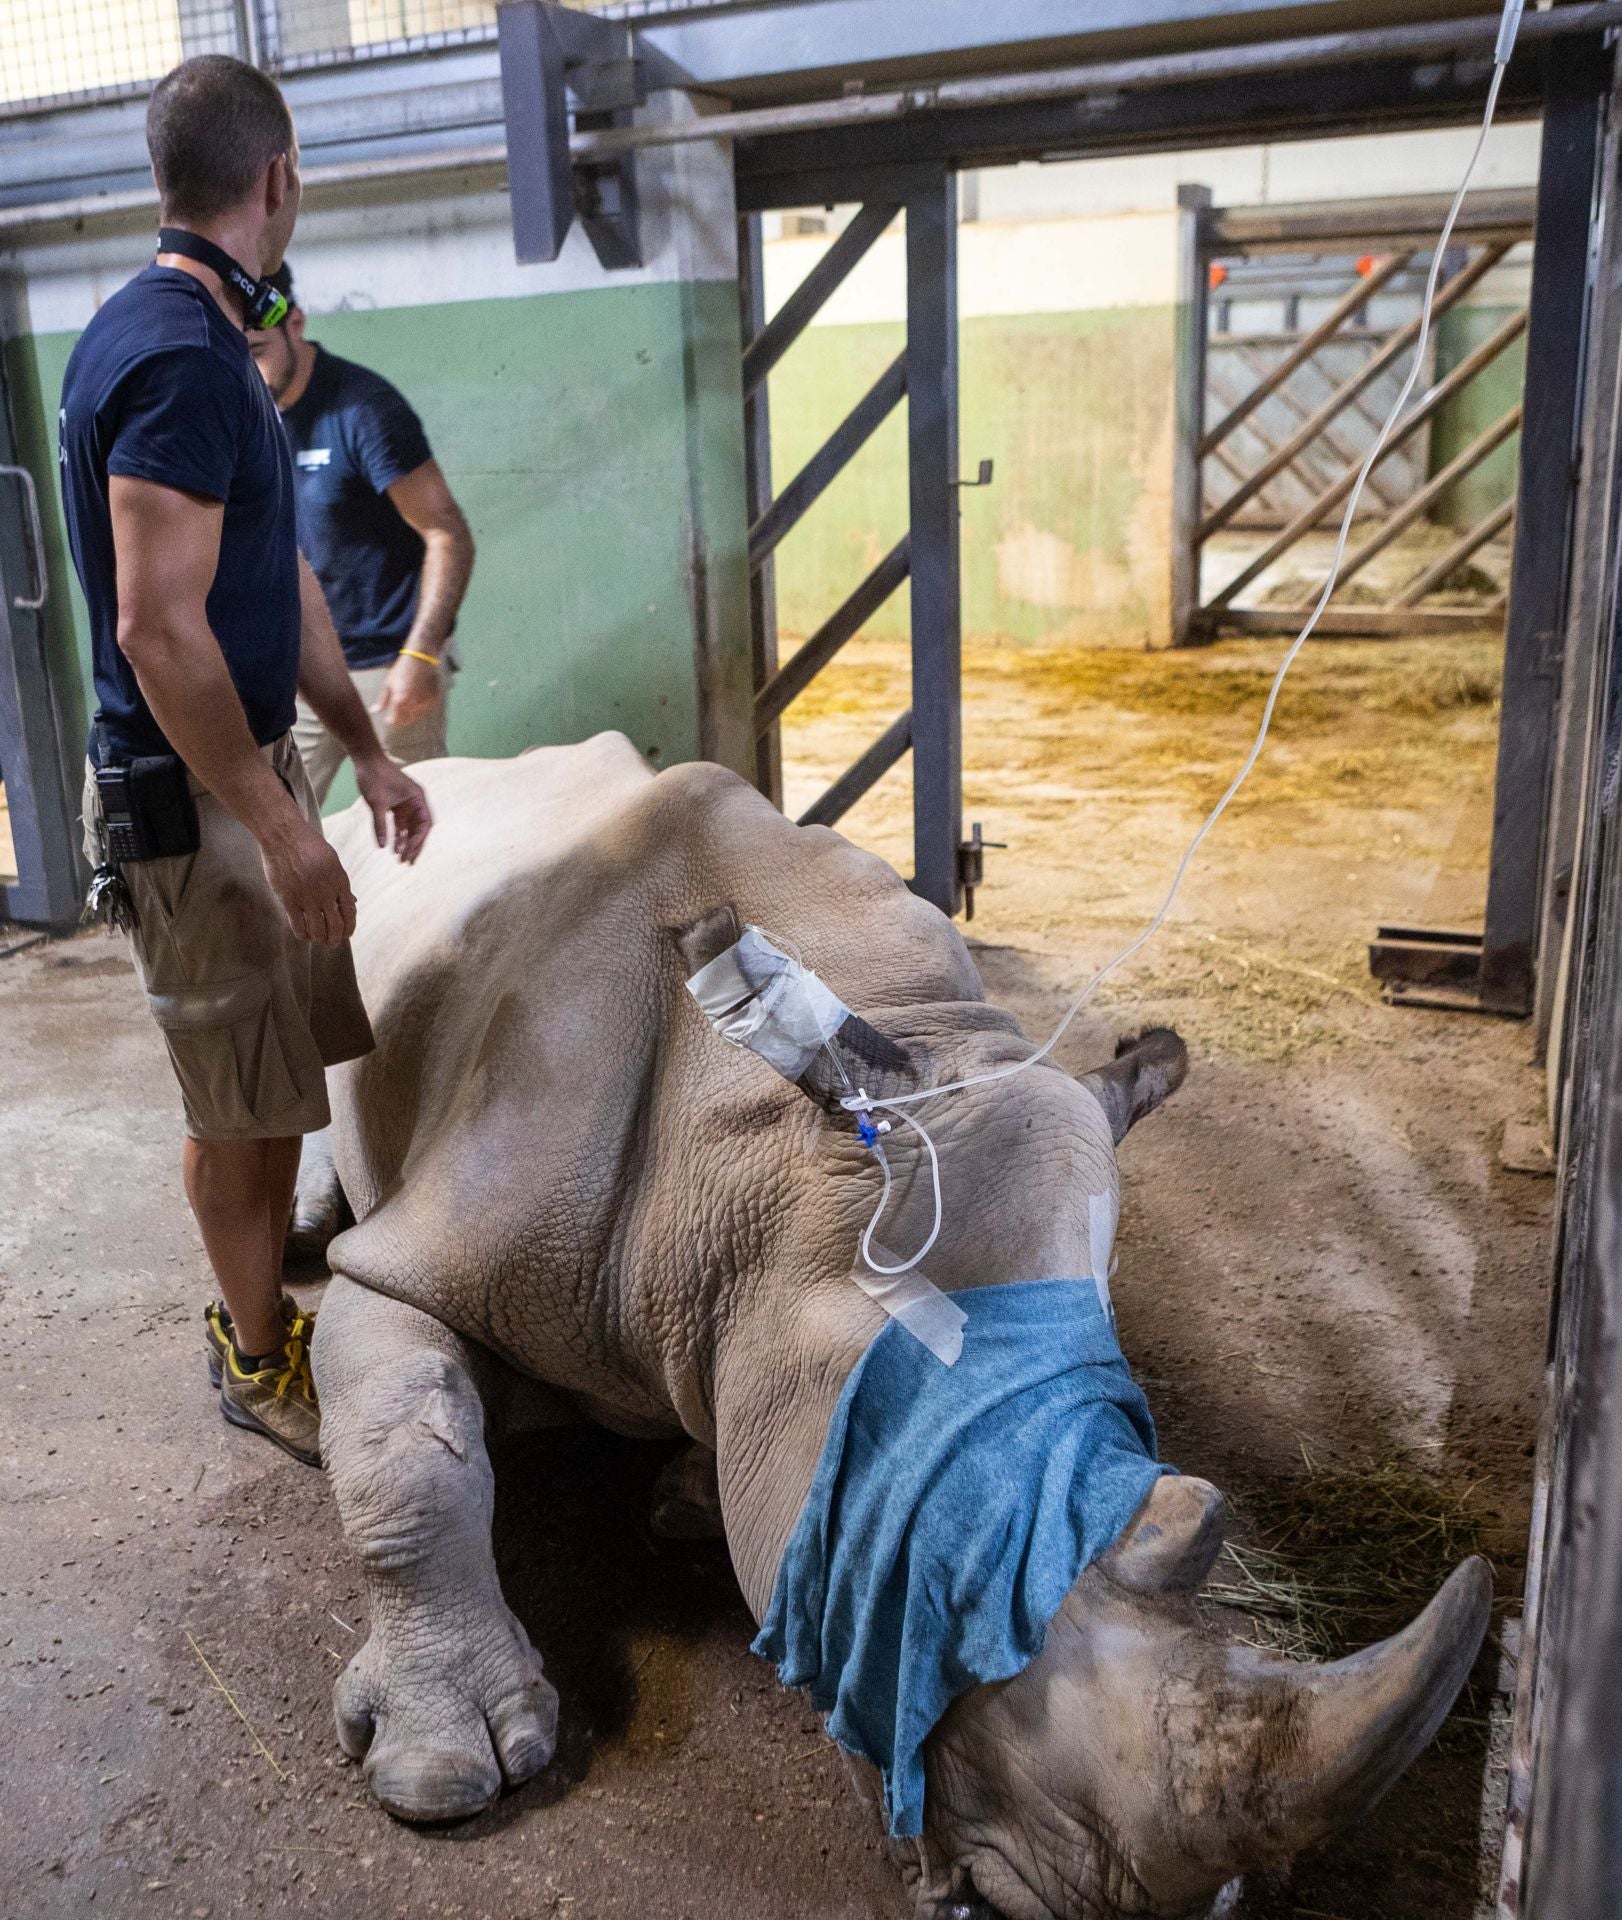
[1182,193,1535,640]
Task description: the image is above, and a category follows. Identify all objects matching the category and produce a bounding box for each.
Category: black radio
[94,755,200,863]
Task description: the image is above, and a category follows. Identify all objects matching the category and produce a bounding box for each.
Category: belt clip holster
[92,728,200,865]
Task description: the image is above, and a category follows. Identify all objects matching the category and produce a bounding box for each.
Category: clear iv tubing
[846,35,1516,1277]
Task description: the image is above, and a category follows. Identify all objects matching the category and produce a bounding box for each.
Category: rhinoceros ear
[671,903,911,1113]
[1080,1027,1188,1143]
[798,1007,912,1113]
[673,903,744,977]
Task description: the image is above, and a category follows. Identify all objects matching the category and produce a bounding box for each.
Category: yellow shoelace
[277,1318,316,1403]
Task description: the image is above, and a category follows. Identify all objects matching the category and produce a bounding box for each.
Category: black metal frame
[1508,131,1622,1901]
[1478,37,1612,1013]
[740,168,965,919]
[0,371,81,929]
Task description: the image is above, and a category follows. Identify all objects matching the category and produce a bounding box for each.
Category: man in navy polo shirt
[247,262,475,802]
[58,54,433,1466]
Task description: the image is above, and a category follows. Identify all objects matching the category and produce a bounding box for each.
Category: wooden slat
[1201,305,1529,615]
[1199,239,1513,540]
[1392,497,1517,607]
[1332,404,1522,595]
[1199,247,1415,456]
[1210,606,1502,638]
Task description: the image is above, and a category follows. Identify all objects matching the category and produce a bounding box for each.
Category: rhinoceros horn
[1233,1553,1493,1860]
[1094,1479,1490,1857]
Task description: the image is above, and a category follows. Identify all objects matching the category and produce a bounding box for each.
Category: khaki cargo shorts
[82,732,374,1141]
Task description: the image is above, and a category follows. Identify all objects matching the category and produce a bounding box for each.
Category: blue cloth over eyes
[753,1279,1170,1838]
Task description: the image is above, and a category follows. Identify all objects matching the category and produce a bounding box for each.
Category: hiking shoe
[219,1317,321,1468]
[204,1293,311,1389]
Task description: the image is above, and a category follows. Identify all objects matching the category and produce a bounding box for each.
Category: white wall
[974,119,1541,221]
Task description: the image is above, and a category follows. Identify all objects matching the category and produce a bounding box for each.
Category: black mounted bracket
[496,0,646,271]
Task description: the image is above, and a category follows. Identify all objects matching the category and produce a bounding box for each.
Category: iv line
[846,23,1520,1277]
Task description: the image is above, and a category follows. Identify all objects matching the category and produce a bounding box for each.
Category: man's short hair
[147,56,294,223]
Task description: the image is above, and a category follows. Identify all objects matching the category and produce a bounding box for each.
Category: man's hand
[355,753,433,865]
[259,812,358,946]
[372,652,442,730]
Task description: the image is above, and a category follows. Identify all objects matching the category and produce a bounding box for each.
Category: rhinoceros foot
[334,1612,559,1824]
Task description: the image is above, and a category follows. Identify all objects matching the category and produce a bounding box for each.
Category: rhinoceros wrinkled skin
[309,737,1491,1920]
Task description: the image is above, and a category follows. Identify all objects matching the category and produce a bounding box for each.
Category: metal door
[738,166,967,920]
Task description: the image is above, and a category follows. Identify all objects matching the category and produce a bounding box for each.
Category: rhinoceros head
[674,907,1490,1917]
[903,1476,1491,1920]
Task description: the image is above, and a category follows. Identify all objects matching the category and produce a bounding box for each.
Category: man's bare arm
[296,553,384,760]
[297,553,432,864]
[373,459,475,729]
[391,458,474,659]
[109,473,356,944]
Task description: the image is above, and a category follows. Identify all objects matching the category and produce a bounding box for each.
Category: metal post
[0,446,82,926]
[1535,56,1622,1060]
[905,169,962,917]
[738,212,782,806]
[1171,184,1211,648]
[1481,38,1611,1013]
[229,0,259,65]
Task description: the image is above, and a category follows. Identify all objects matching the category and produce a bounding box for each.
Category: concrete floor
[1,634,1554,1919]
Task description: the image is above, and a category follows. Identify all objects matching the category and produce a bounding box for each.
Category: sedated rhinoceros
[304,736,1490,1920]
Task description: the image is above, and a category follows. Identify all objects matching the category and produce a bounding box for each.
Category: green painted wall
[8,278,750,808]
[767,307,1177,649]
[3,330,87,766]
[1430,305,1526,530]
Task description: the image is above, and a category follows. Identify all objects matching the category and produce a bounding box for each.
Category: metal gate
[738,169,967,920]
[0,407,80,929]
[1181,194,1534,641]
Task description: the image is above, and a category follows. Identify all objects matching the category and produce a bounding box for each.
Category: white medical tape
[1088,1190,1121,1321]
[853,1245,967,1367]
[686,925,853,1080]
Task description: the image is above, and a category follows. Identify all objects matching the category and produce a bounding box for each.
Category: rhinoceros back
[319,735,980,1417]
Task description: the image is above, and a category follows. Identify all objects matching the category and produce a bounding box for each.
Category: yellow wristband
[397,648,441,668]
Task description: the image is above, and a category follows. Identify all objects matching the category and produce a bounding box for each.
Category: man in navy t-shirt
[248,262,475,802]
[57,54,432,1467]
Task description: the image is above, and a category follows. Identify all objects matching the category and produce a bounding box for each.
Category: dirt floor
[1,629,1552,1920]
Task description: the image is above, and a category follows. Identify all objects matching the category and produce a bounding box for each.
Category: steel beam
[0,469,81,925]
[1482,37,1611,1014]
[1210,187,1536,251]
[739,212,781,807]
[1517,586,1622,1920]
[498,2,574,266]
[798,710,913,829]
[904,172,963,918]
[1534,67,1622,1060]
[754,538,910,737]
[736,68,1546,210]
[742,201,899,398]
[635,0,1499,104]
[1171,184,1211,646]
[747,352,907,570]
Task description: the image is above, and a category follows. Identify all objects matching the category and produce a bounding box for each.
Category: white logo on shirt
[297,448,332,470]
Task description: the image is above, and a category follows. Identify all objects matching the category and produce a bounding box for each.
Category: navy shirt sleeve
[347,383,432,496]
[105,345,243,503]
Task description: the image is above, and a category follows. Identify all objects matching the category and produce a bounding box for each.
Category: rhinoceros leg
[284,1125,349,1264]
[313,1275,559,1823]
